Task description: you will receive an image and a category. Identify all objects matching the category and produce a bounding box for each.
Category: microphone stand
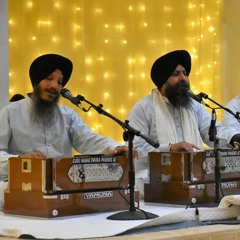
[208,108,221,203]
[199,93,240,203]
[76,94,159,220]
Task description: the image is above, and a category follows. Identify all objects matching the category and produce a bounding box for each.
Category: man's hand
[113,146,138,159]
[230,134,240,150]
[170,141,200,152]
[19,152,47,158]
[232,142,240,150]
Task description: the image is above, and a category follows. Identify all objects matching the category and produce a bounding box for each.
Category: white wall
[0,0,9,109]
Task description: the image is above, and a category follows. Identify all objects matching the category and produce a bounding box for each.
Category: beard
[30,88,59,128]
[165,81,191,108]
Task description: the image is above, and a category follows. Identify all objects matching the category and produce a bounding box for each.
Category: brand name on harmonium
[84,191,113,199]
[72,156,117,164]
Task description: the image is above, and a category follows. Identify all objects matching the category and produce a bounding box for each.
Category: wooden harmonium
[144,150,240,205]
[4,155,138,218]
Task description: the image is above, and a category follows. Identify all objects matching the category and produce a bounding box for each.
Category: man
[222,96,240,133]
[127,50,240,197]
[0,53,135,208]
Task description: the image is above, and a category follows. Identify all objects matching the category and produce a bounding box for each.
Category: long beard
[165,82,191,108]
[30,89,59,128]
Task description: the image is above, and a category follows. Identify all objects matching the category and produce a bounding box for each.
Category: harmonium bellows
[4,155,139,218]
[144,150,240,205]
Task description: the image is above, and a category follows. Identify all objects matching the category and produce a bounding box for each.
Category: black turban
[9,94,25,102]
[150,50,191,88]
[29,54,73,88]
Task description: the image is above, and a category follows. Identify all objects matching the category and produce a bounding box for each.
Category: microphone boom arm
[199,93,240,121]
[76,94,159,148]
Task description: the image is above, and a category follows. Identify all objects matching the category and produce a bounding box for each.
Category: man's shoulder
[227,96,240,105]
[0,99,26,112]
[132,94,153,107]
[58,104,75,113]
[128,94,153,116]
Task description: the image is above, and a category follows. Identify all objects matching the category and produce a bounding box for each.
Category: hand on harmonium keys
[232,141,240,150]
[113,146,138,159]
[229,134,240,150]
[170,141,200,152]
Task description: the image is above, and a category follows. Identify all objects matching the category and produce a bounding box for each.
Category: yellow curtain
[9,0,222,144]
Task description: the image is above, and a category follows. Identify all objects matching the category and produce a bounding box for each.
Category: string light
[8,0,223,144]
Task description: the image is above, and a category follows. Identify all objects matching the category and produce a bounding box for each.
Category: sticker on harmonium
[68,155,124,183]
[84,191,113,199]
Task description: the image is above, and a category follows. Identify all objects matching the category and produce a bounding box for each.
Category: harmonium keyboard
[4,155,139,218]
[144,150,240,205]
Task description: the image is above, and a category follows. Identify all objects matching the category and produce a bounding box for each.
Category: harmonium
[144,150,240,205]
[4,154,139,218]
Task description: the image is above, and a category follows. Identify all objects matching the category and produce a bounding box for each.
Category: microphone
[209,109,217,141]
[185,89,210,108]
[61,88,87,112]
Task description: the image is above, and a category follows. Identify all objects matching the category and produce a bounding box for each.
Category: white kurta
[0,97,120,175]
[127,91,239,197]
[222,95,240,131]
[0,96,121,209]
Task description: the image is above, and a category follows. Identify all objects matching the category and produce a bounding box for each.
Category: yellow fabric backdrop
[8,0,223,146]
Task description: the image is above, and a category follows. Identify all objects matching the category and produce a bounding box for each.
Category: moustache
[45,89,60,97]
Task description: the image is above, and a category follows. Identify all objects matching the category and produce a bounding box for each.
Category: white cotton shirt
[222,95,240,131]
[0,96,120,180]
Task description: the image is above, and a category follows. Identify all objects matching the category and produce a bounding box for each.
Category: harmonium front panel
[53,155,129,192]
[145,150,240,205]
[148,150,240,184]
[4,155,137,218]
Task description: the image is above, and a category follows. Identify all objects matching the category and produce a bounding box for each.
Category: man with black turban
[127,50,240,198]
[0,53,136,209]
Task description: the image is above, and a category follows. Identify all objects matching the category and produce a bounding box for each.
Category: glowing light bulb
[103,92,110,98]
[85,58,93,65]
[209,26,215,32]
[26,1,33,8]
[86,75,93,83]
[54,2,60,9]
[140,73,146,78]
[128,6,133,11]
[119,108,126,114]
[95,8,102,14]
[139,5,146,11]
[97,56,104,62]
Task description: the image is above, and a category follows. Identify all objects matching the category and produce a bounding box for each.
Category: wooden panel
[4,155,139,218]
[145,151,240,205]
